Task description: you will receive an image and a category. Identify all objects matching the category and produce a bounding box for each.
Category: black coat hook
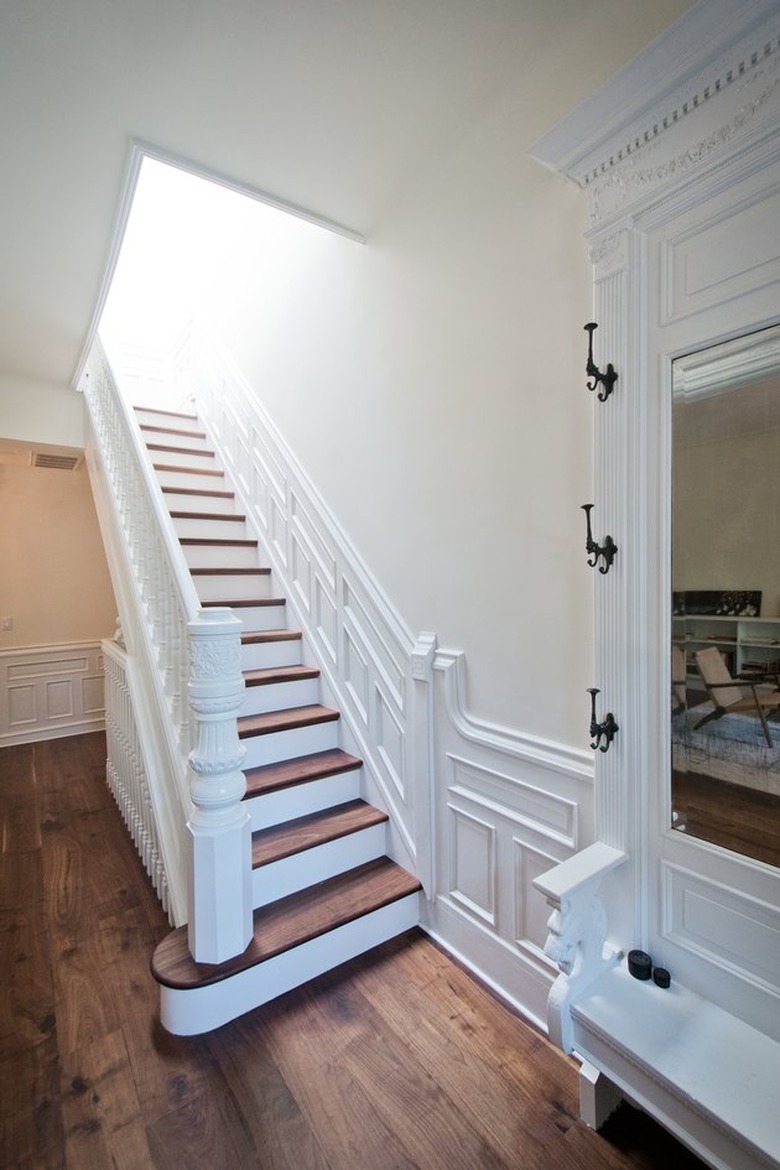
[584,322,618,402]
[581,505,618,574]
[587,688,619,753]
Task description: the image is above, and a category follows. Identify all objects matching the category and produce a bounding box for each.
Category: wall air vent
[32,452,83,471]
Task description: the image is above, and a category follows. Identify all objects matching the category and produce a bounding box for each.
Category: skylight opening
[98,153,356,409]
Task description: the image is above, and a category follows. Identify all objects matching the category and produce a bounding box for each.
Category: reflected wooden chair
[672,644,687,715]
[693,646,780,747]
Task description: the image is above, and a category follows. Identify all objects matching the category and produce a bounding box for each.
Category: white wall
[191,5,694,747]
[0,374,87,447]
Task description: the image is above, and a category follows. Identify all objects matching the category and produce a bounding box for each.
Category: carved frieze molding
[530,1,780,229]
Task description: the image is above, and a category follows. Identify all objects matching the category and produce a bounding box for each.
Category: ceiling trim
[70,139,366,389]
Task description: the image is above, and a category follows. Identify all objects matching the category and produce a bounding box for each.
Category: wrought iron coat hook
[584,322,618,402]
[581,505,618,574]
[587,688,619,753]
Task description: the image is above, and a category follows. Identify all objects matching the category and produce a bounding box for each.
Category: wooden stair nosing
[242,629,302,646]
[146,442,216,457]
[140,424,207,440]
[206,599,279,611]
[243,747,362,799]
[238,704,339,739]
[244,665,320,687]
[169,510,247,523]
[251,799,388,868]
[201,594,284,613]
[153,463,224,477]
[162,486,235,500]
[180,537,258,548]
[151,857,421,990]
[193,567,272,578]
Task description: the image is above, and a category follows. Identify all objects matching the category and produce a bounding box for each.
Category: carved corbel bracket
[534,843,627,1053]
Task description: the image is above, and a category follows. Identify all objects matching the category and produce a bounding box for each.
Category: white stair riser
[172,516,249,540]
[241,719,340,769]
[241,639,302,671]
[142,428,211,449]
[155,468,227,491]
[252,823,387,908]
[182,543,259,570]
[241,677,320,717]
[194,576,275,603]
[135,409,199,430]
[158,893,421,1035]
[244,767,362,830]
[162,490,237,514]
[231,602,290,626]
[148,447,218,470]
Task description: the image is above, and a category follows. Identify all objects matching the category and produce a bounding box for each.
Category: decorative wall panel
[0,643,105,745]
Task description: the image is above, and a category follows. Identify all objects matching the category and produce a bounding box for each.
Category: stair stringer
[186,330,436,894]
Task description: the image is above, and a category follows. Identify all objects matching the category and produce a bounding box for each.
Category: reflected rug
[672,706,780,791]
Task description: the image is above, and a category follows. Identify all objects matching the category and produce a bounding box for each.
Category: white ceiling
[0,0,694,393]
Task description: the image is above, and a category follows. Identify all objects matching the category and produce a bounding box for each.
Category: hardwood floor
[1,732,707,1170]
[672,768,780,867]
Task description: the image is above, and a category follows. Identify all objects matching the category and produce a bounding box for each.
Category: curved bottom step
[151,858,421,1035]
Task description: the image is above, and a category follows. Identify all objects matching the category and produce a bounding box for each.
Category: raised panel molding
[663,862,780,992]
[447,803,497,926]
[662,185,780,323]
[514,838,565,962]
[0,642,106,745]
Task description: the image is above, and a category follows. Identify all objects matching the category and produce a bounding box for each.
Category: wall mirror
[671,323,780,868]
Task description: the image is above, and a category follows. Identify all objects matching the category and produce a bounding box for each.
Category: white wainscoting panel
[0,642,105,745]
[662,862,780,993]
[425,650,595,1030]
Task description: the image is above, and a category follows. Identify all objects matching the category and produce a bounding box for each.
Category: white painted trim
[529,0,780,188]
[433,650,594,782]
[0,641,105,746]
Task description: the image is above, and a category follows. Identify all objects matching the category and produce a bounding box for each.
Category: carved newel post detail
[187,608,252,963]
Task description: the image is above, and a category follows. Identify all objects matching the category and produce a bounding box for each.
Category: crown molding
[529,0,780,188]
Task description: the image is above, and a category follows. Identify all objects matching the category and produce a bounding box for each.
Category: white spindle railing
[81,339,252,962]
[103,637,172,918]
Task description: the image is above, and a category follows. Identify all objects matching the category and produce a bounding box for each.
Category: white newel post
[186,608,253,963]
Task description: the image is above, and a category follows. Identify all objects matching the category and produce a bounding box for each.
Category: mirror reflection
[671,325,780,868]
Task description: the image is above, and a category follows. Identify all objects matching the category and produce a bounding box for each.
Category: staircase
[138,406,421,1035]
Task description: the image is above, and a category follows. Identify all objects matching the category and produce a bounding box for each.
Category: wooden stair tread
[242,629,302,645]
[146,442,215,457]
[244,748,362,798]
[251,799,387,867]
[180,537,258,547]
[244,665,320,687]
[151,858,421,990]
[169,510,246,522]
[140,424,207,439]
[205,599,279,611]
[162,485,235,499]
[153,463,224,477]
[193,567,272,578]
[238,705,339,738]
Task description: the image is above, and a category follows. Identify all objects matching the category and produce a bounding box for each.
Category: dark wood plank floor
[1,732,707,1170]
[672,768,780,867]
